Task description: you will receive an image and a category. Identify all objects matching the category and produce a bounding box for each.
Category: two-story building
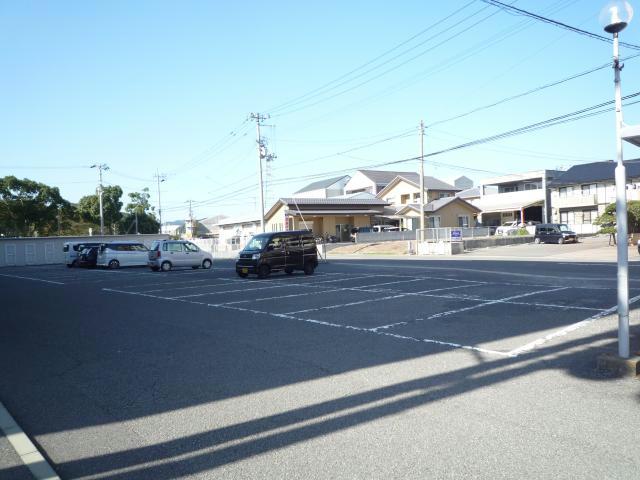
[548,159,640,234]
[473,170,562,226]
[343,170,416,195]
[292,175,350,198]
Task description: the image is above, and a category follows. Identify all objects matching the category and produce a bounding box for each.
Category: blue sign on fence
[450,229,462,242]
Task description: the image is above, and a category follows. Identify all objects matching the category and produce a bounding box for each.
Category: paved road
[0,257,639,479]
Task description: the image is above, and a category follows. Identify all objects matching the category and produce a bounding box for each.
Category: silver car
[148,240,213,271]
[97,242,150,269]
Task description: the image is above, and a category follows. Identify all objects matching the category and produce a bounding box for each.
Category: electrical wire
[479,0,640,50]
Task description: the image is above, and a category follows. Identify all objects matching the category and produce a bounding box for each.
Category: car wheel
[285,267,293,275]
[151,266,160,272]
[534,237,541,244]
[191,265,199,269]
[303,263,315,275]
[66,263,73,268]
[161,261,172,272]
[257,264,270,279]
[108,259,120,269]
[202,259,212,269]
[237,271,248,278]
[558,237,564,245]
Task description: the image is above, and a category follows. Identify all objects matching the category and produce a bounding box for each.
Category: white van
[96,242,150,269]
[63,242,101,267]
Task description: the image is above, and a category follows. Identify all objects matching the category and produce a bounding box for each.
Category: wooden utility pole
[250,113,269,232]
[154,171,166,234]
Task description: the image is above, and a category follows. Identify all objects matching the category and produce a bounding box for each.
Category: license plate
[242,268,248,274]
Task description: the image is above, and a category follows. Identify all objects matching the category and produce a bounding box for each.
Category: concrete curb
[596,353,640,378]
[0,401,60,480]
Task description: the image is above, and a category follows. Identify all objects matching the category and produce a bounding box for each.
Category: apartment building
[548,159,640,234]
[474,170,562,226]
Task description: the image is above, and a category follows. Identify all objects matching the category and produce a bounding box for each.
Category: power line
[479,0,640,50]
[267,1,481,116]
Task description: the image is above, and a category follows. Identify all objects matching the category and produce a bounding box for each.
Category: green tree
[594,200,640,234]
[119,188,159,234]
[77,185,123,233]
[0,176,71,237]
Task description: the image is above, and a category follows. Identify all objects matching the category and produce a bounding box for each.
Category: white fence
[0,234,170,267]
[415,227,493,242]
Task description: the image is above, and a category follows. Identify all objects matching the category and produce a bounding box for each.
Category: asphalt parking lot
[1,258,640,479]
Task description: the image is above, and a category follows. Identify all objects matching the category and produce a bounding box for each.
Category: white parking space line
[0,273,65,285]
[139,278,242,293]
[371,287,570,331]
[507,292,640,356]
[170,283,298,298]
[332,261,640,284]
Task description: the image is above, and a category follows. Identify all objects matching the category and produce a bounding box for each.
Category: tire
[151,266,160,272]
[534,237,541,244]
[558,237,564,245]
[284,267,294,275]
[257,264,270,279]
[161,261,172,272]
[108,259,120,269]
[66,263,73,268]
[192,265,199,269]
[303,262,315,275]
[237,271,248,278]
[202,259,212,270]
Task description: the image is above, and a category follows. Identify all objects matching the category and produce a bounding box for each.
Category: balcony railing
[553,194,597,208]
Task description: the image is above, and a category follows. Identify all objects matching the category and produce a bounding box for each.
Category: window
[413,193,420,201]
[400,194,410,204]
[559,187,567,198]
[524,181,542,190]
[582,209,597,224]
[184,242,199,252]
[438,192,451,199]
[427,216,441,228]
[458,216,469,228]
[581,184,597,196]
[168,242,183,253]
[560,211,569,223]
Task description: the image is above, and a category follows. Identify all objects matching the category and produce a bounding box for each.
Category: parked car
[534,224,578,244]
[96,242,150,268]
[76,246,98,268]
[148,240,213,271]
[63,241,101,267]
[495,221,522,236]
[236,230,318,279]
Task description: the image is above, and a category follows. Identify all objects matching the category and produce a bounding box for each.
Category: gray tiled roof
[548,159,640,187]
[280,197,388,206]
[396,173,459,191]
[456,187,480,199]
[294,175,350,194]
[358,169,416,185]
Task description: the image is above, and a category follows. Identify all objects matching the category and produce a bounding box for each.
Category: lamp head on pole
[600,1,634,33]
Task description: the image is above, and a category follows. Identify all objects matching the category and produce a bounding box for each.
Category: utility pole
[154,171,166,234]
[91,163,109,236]
[419,121,425,241]
[250,112,269,232]
[187,199,194,239]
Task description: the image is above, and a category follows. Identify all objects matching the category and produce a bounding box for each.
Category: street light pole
[613,32,630,359]
[419,121,425,241]
[601,0,634,358]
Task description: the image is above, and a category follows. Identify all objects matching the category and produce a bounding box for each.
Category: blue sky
[1,0,639,222]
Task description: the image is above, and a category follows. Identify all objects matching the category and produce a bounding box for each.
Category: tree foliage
[119,188,159,234]
[0,176,71,236]
[594,201,640,233]
[77,185,123,233]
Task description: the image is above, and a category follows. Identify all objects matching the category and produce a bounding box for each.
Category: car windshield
[559,224,571,232]
[245,234,269,251]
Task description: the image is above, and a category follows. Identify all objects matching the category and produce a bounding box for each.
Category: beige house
[377,174,460,207]
[264,195,389,242]
[395,197,481,229]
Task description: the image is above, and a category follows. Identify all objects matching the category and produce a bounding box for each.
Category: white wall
[344,171,376,194]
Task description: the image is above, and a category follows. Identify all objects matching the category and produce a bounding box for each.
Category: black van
[534,223,578,244]
[235,230,318,278]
